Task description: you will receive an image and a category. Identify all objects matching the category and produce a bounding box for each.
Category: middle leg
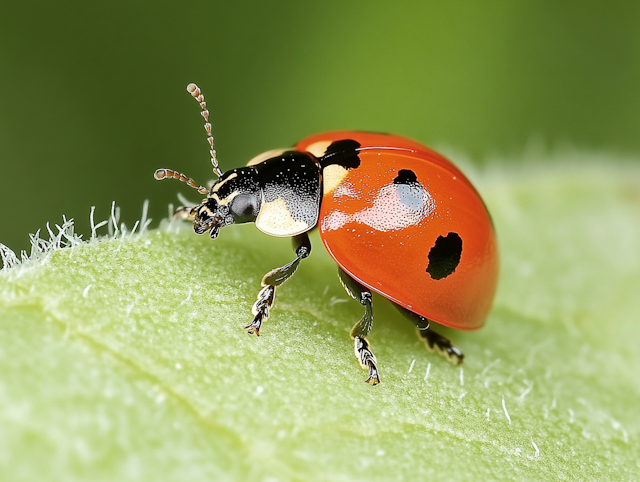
[338,268,380,385]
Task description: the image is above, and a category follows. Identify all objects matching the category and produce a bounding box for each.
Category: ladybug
[154,83,498,385]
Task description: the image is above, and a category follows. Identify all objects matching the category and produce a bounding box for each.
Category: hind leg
[394,304,464,365]
[338,269,380,385]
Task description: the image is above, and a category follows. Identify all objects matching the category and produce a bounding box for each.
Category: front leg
[173,205,195,221]
[245,233,311,336]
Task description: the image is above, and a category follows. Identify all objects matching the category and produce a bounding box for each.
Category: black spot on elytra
[426,233,463,280]
[319,139,362,170]
[393,169,418,184]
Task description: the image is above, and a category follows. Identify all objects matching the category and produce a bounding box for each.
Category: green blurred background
[1,1,640,253]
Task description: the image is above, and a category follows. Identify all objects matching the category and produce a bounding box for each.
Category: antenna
[154,169,209,195]
[187,83,223,178]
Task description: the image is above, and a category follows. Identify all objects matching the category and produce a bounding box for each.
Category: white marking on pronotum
[211,172,237,192]
[246,148,290,167]
[460,367,464,386]
[424,362,432,381]
[408,359,416,373]
[485,408,491,421]
[82,284,93,298]
[531,437,540,458]
[256,198,309,236]
[568,408,575,423]
[502,397,511,425]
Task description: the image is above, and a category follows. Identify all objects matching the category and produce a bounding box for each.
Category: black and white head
[191,167,262,238]
[153,83,256,238]
[154,83,322,240]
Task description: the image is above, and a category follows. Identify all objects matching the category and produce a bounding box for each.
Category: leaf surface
[1,161,639,481]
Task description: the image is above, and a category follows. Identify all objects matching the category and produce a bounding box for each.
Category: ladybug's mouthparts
[193,211,224,239]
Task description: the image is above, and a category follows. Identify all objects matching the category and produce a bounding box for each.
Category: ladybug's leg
[173,206,195,221]
[395,305,464,365]
[173,198,203,221]
[338,268,380,385]
[245,233,312,336]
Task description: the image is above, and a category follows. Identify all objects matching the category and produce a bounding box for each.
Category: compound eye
[230,194,258,223]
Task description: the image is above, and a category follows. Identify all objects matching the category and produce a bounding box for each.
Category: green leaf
[1,160,639,481]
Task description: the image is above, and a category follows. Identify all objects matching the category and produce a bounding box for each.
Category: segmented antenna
[187,82,223,178]
[154,169,209,194]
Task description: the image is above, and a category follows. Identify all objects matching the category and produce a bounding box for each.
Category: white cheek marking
[212,173,238,193]
[305,141,332,158]
[322,164,350,196]
[256,198,309,237]
[212,191,240,206]
[246,148,290,167]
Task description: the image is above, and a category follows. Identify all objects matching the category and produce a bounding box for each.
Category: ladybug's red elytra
[155,83,498,385]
